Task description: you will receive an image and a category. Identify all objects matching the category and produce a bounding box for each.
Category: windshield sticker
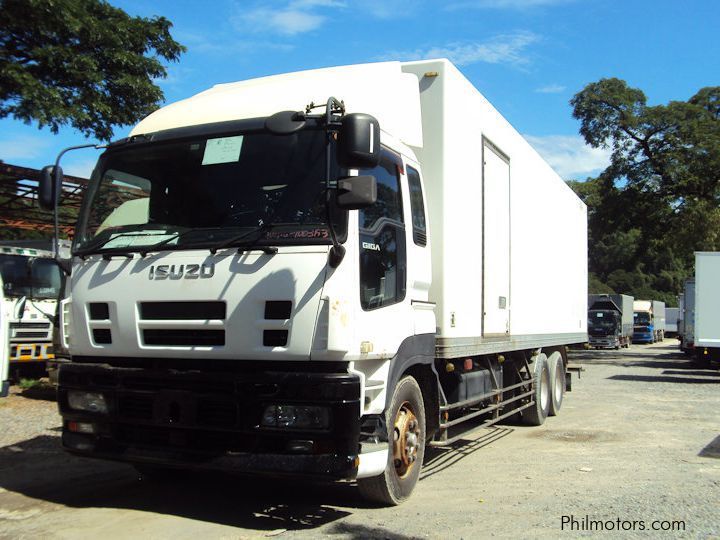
[265,228,329,240]
[202,136,244,165]
[104,231,176,249]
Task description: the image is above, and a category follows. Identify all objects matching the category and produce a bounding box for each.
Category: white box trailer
[42,59,587,505]
[401,61,587,355]
[695,252,720,366]
[665,307,680,336]
[680,279,696,354]
[653,300,666,339]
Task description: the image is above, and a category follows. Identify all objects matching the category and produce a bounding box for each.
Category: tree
[0,0,185,141]
[569,79,720,303]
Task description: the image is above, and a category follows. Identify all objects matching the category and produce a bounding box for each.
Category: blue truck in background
[633,300,666,343]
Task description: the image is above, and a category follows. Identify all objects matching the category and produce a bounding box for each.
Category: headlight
[261,404,330,430]
[67,391,108,414]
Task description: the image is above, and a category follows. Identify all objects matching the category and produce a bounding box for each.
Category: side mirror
[336,175,377,210]
[39,165,64,211]
[338,113,381,169]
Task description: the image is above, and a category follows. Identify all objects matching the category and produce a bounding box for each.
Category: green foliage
[0,0,185,141]
[18,378,41,390]
[570,78,720,304]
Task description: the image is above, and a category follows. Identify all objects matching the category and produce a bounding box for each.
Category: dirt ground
[1,342,718,539]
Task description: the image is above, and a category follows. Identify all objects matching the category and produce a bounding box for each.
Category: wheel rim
[554,363,564,402]
[540,368,550,410]
[392,401,421,478]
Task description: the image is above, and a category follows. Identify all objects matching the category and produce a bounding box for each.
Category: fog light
[67,391,108,414]
[68,421,97,434]
[261,405,330,430]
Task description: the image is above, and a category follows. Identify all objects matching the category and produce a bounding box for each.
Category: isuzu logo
[149,264,215,280]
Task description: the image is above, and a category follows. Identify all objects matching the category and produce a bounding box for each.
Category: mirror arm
[324,127,345,268]
[48,143,102,275]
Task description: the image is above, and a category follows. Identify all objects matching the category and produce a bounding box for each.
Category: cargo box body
[695,252,720,349]
[653,301,666,334]
[402,60,587,358]
[665,307,680,335]
[680,279,696,353]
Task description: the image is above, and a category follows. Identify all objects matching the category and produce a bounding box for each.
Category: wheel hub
[392,401,420,478]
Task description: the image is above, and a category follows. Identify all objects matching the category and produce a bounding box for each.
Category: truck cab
[633,310,655,343]
[588,309,621,349]
[0,246,63,370]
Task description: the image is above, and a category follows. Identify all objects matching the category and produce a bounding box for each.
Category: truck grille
[143,329,225,347]
[14,331,49,339]
[9,322,52,341]
[118,395,154,420]
[140,301,226,320]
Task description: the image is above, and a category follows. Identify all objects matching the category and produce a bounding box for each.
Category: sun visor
[131,62,423,149]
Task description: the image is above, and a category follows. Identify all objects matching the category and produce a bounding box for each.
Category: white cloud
[448,0,573,9]
[382,31,539,67]
[233,1,347,36]
[524,134,611,180]
[535,83,566,94]
[0,135,52,162]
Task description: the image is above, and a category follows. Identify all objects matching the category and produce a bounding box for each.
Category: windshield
[75,128,346,253]
[634,312,651,325]
[588,311,617,329]
[0,255,62,300]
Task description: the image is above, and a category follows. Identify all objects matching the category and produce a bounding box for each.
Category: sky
[1,0,718,181]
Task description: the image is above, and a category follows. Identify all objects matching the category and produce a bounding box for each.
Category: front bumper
[10,342,54,363]
[589,335,619,348]
[58,360,362,480]
[633,332,653,343]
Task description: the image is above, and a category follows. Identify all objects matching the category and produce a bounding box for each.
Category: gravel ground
[0,342,718,539]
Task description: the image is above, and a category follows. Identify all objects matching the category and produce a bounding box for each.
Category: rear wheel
[547,352,565,416]
[358,376,426,506]
[523,353,550,426]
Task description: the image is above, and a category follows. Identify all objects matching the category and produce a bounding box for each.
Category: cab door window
[359,152,406,310]
[406,166,427,246]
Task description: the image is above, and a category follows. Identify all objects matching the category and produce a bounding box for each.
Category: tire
[547,351,564,417]
[523,353,550,426]
[358,376,426,506]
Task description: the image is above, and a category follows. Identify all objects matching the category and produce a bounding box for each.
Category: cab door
[354,149,414,356]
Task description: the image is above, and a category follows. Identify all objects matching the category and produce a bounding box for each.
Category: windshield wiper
[208,223,279,255]
[138,229,192,256]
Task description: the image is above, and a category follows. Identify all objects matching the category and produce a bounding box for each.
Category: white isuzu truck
[0,245,63,371]
[40,60,587,505]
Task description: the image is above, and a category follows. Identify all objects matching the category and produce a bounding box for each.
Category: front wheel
[358,376,426,506]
